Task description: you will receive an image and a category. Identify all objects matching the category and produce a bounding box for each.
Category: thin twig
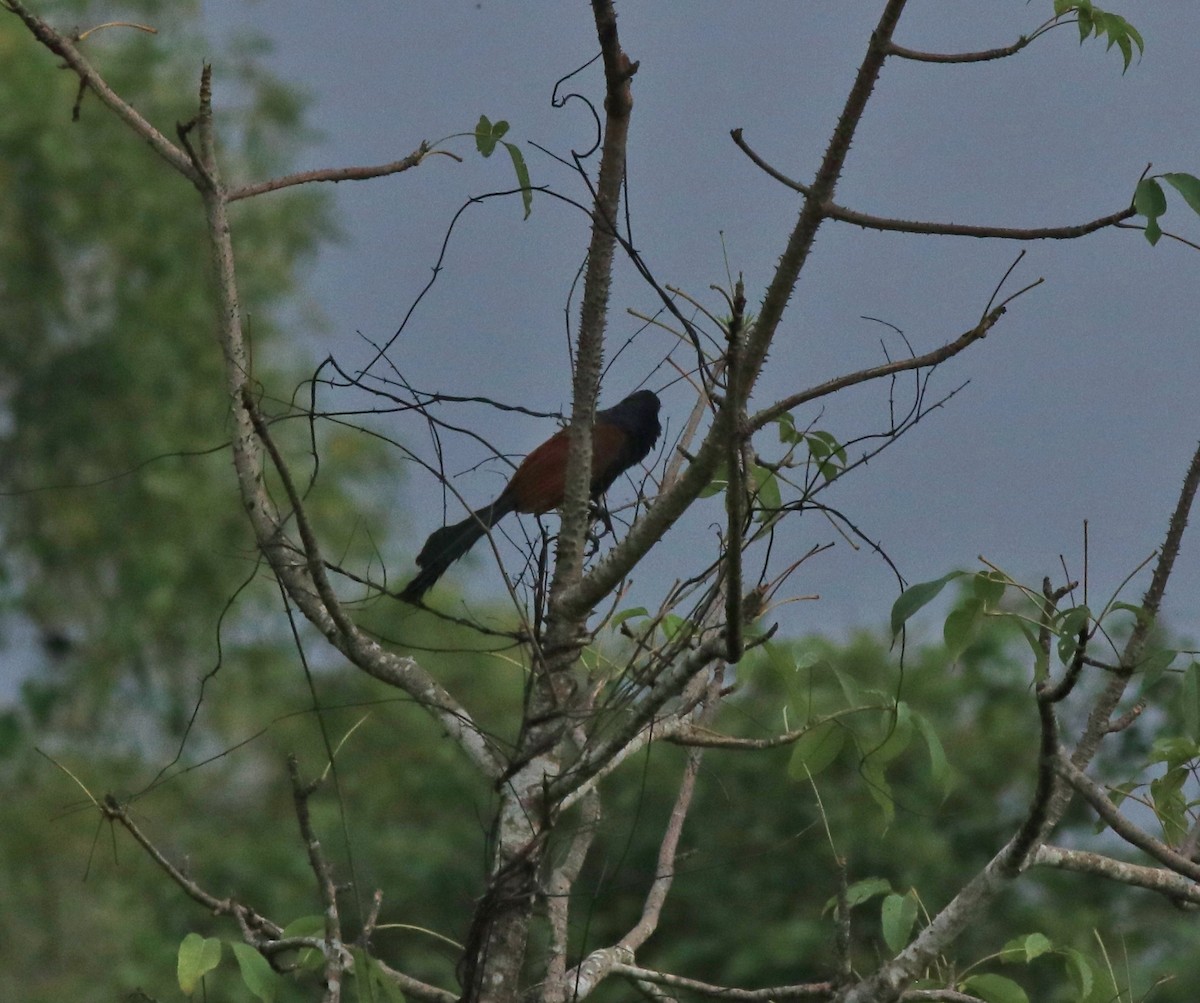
[611,962,833,1000]
[288,756,347,1001]
[620,747,702,950]
[227,144,450,201]
[731,129,1135,240]
[100,794,283,938]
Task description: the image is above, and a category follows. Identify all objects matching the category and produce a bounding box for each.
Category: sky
[196,2,1200,647]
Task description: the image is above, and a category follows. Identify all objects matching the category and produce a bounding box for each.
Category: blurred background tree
[0,2,395,997]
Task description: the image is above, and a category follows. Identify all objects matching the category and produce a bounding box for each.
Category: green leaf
[972,570,1007,608]
[1094,12,1142,71]
[1114,31,1133,72]
[751,464,782,514]
[700,458,729,498]
[1010,617,1050,682]
[474,115,510,157]
[1136,647,1176,690]
[776,411,800,444]
[1123,19,1145,58]
[913,711,952,797]
[660,614,688,641]
[502,140,533,219]
[787,720,845,779]
[280,915,326,939]
[610,606,649,630]
[960,973,1029,1003]
[880,892,918,954]
[1076,7,1094,43]
[177,934,222,996]
[823,876,893,915]
[1149,735,1200,768]
[1062,948,1095,1000]
[944,597,982,661]
[861,753,895,829]
[1162,173,1200,217]
[1000,932,1054,963]
[1135,177,1166,244]
[870,702,914,764]
[1151,765,1189,842]
[1110,600,1148,621]
[231,942,279,1003]
[1183,661,1200,742]
[353,948,407,1003]
[279,916,327,970]
[805,431,847,483]
[890,571,965,637]
[1135,177,1167,217]
[1054,605,1090,666]
[475,114,497,156]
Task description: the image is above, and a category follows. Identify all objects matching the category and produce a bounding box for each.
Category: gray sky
[201,2,1200,644]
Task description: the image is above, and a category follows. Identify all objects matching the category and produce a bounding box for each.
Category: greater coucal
[401,390,661,602]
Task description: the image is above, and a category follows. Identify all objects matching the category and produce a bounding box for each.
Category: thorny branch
[228,143,449,201]
[731,129,1136,241]
[288,756,348,1002]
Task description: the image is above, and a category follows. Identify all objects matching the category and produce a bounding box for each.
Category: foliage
[0,0,390,739]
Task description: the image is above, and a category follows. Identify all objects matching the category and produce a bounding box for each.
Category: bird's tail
[400,499,510,602]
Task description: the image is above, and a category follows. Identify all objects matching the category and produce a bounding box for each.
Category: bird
[401,390,661,602]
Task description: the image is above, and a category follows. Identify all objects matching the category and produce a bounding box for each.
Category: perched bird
[401,390,661,602]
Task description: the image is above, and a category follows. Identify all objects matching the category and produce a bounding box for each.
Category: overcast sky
[199,2,1200,645]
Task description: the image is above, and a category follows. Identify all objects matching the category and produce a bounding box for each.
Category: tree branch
[1056,756,1200,882]
[544,790,602,1003]
[619,747,702,950]
[548,0,638,603]
[288,756,347,1001]
[101,794,282,938]
[1063,440,1200,781]
[227,143,444,201]
[886,37,1032,63]
[667,705,885,750]
[1034,844,1200,905]
[731,129,1135,240]
[751,304,1015,432]
[611,963,833,1001]
[5,0,202,184]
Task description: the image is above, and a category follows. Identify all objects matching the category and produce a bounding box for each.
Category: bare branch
[288,756,347,1001]
[1034,844,1200,906]
[244,390,358,642]
[101,794,282,938]
[544,790,601,1003]
[667,705,884,750]
[751,304,1016,433]
[227,143,447,202]
[6,0,201,184]
[886,37,1031,63]
[1066,440,1200,776]
[731,130,1135,240]
[619,747,702,951]
[552,634,727,802]
[611,962,834,1001]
